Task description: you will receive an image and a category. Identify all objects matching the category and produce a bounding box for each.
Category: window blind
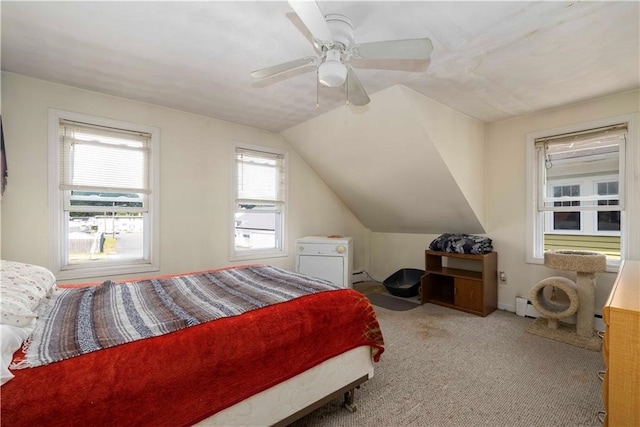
[535,124,626,211]
[59,119,151,194]
[235,147,285,206]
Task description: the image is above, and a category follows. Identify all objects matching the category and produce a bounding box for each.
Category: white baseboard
[352,271,366,283]
[498,302,515,312]
[511,297,605,332]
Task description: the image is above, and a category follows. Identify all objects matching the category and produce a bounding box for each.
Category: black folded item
[429,233,493,254]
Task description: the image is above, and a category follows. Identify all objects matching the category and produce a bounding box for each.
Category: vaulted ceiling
[282,85,488,234]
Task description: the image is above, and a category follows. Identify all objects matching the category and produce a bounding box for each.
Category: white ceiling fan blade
[345,66,370,106]
[351,38,433,60]
[251,56,317,79]
[288,1,333,45]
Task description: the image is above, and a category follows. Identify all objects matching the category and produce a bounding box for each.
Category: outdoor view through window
[233,146,285,256]
[538,125,625,260]
[60,119,150,266]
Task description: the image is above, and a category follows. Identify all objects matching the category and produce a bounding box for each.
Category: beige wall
[3,71,636,310]
[369,90,639,313]
[486,89,640,312]
[402,86,487,228]
[370,232,440,281]
[0,72,368,283]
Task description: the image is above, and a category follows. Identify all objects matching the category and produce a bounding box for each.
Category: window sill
[526,255,620,274]
[56,261,159,282]
[230,249,288,263]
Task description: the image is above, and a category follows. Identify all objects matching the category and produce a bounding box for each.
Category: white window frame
[543,176,622,236]
[593,178,621,235]
[230,143,288,261]
[48,109,160,280]
[526,113,640,271]
[546,181,583,233]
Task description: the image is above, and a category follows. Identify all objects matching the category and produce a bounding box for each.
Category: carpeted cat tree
[526,250,606,350]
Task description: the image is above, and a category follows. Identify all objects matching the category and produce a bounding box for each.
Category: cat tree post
[544,250,606,338]
[527,250,606,350]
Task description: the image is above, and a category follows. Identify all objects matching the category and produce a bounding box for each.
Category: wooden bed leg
[343,387,357,412]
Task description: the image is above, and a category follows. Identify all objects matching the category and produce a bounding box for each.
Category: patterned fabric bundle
[429,233,493,254]
[14,265,340,368]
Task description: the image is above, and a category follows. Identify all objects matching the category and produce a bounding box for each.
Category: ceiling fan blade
[345,66,370,106]
[288,1,333,45]
[251,56,317,79]
[351,38,433,60]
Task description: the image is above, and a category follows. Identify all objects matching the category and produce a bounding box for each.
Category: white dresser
[295,236,353,288]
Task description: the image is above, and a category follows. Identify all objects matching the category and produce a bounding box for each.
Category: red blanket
[1,288,384,426]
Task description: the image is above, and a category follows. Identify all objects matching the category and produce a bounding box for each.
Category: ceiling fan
[250,0,433,107]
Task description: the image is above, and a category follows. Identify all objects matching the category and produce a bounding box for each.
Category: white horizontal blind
[235,147,285,207]
[59,119,151,194]
[535,124,626,212]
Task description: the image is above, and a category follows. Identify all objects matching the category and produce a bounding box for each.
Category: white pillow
[0,260,56,327]
[0,324,32,385]
[0,298,37,327]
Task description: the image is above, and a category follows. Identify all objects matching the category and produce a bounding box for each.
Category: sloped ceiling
[281,85,486,234]
[1,1,638,132]
[2,1,637,236]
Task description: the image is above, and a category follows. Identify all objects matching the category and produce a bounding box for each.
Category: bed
[0,262,384,426]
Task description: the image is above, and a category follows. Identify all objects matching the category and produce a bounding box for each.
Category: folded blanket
[429,233,493,254]
[13,265,342,369]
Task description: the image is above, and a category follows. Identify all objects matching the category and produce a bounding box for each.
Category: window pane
[596,181,620,231]
[70,191,144,209]
[553,212,581,230]
[598,210,620,231]
[552,185,580,230]
[238,202,278,211]
[233,146,286,258]
[597,181,618,196]
[542,136,620,209]
[234,211,280,251]
[67,213,144,264]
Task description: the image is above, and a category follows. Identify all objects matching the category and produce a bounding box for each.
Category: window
[49,110,159,279]
[526,113,640,269]
[552,184,581,230]
[231,144,287,260]
[596,181,620,231]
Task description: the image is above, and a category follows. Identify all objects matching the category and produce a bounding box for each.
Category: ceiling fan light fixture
[318,61,347,87]
[318,49,347,87]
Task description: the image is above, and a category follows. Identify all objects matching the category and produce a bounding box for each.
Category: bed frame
[200,346,374,426]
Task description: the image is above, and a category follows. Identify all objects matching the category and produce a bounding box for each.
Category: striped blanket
[14,265,340,368]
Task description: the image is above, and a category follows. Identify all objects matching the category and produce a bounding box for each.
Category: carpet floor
[366,292,420,311]
[289,282,604,427]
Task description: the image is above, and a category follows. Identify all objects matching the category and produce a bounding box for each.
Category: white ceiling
[1,1,639,133]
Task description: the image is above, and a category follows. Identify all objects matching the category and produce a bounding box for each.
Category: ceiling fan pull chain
[316,68,320,109]
[345,75,350,106]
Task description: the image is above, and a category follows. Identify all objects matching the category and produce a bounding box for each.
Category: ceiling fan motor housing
[325,14,354,52]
